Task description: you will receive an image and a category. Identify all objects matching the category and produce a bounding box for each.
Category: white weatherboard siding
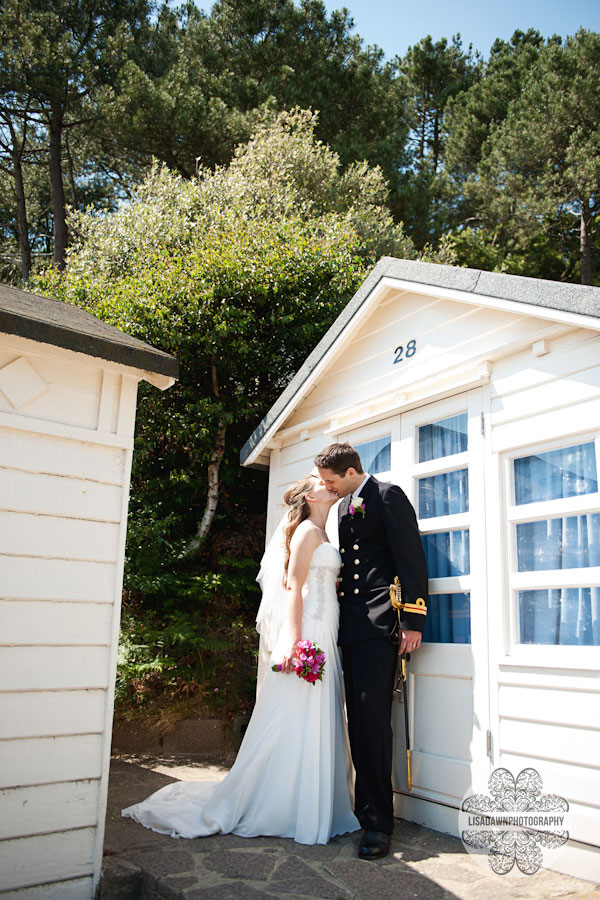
[482,326,600,880]
[281,289,566,433]
[0,334,138,897]
[0,830,96,894]
[264,283,600,881]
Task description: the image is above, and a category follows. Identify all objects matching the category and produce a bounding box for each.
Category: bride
[122,474,360,844]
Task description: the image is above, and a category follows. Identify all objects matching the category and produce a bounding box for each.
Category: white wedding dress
[121,541,360,844]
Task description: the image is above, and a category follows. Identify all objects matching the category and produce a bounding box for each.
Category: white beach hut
[0,284,178,898]
[241,258,600,880]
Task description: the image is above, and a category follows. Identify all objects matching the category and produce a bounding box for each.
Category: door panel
[392,390,490,805]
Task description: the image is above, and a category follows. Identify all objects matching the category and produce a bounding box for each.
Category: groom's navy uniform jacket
[337,475,428,645]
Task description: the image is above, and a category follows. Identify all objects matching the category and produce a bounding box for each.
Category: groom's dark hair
[314,443,364,476]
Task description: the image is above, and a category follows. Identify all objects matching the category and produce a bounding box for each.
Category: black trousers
[341,638,398,834]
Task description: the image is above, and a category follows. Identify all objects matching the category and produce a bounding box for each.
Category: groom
[315,442,428,860]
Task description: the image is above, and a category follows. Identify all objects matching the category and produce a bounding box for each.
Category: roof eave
[241,258,600,468]
[240,257,392,467]
[0,305,179,382]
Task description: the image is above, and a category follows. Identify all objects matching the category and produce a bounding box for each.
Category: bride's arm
[280,522,320,673]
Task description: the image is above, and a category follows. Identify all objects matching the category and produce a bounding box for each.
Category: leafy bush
[36,111,412,717]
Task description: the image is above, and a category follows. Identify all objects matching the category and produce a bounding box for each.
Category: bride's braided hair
[282,475,316,586]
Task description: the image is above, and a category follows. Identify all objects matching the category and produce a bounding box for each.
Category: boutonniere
[348,495,366,518]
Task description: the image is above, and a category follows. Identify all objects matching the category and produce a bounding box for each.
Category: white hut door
[390,389,491,808]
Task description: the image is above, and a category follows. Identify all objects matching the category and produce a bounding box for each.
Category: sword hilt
[389,575,403,615]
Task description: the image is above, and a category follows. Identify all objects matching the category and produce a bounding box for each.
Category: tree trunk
[48,105,68,268]
[185,363,227,554]
[580,198,593,285]
[432,110,440,175]
[418,107,425,168]
[65,132,78,209]
[185,419,228,554]
[13,157,31,281]
[10,136,31,281]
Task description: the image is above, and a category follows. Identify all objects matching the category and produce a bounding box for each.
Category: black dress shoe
[358,830,390,860]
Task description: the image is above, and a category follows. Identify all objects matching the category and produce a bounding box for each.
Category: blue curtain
[419,469,469,518]
[355,436,391,474]
[517,514,600,571]
[418,414,471,643]
[419,412,468,463]
[514,442,597,505]
[422,530,470,577]
[514,443,599,646]
[519,589,600,645]
[423,593,471,643]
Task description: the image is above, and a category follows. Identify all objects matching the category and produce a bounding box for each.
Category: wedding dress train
[121,541,359,844]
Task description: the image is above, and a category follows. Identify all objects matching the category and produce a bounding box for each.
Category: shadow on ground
[102,755,599,900]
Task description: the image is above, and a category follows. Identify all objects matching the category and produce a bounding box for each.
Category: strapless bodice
[302,542,341,622]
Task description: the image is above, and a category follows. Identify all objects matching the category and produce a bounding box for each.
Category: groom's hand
[398,630,422,655]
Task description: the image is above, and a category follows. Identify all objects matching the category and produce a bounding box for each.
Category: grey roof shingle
[241,257,600,467]
[0,283,179,379]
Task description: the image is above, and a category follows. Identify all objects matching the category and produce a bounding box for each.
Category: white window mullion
[508,493,600,523]
[512,568,600,591]
[428,575,471,594]
[412,451,469,478]
[418,513,470,534]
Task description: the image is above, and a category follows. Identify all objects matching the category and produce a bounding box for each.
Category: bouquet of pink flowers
[272,639,326,685]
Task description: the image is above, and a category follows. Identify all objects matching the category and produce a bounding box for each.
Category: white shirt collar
[353,473,370,498]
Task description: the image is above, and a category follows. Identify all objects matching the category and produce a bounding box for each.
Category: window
[508,440,600,647]
[516,514,600,571]
[354,435,391,475]
[422,530,470,577]
[419,469,468,518]
[419,412,468,463]
[518,589,599,646]
[514,442,597,505]
[417,411,471,643]
[423,593,471,644]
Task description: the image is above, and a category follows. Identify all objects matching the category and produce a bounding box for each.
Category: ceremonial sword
[390,575,412,792]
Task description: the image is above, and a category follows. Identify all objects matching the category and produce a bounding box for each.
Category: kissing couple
[123,442,428,860]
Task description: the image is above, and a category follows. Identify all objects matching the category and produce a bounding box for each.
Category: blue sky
[321,0,600,60]
[199,1,600,61]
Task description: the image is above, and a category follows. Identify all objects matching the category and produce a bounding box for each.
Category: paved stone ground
[102,754,600,900]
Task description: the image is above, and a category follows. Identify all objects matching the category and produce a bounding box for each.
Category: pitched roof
[241,257,600,467]
[0,283,179,380]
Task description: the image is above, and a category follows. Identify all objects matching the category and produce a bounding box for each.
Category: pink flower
[348,499,366,518]
[272,640,326,684]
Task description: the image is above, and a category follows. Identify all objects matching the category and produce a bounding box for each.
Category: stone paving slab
[102,755,600,900]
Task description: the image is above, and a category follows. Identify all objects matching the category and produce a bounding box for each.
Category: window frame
[338,416,398,482]
[502,431,600,662]
[407,396,476,644]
